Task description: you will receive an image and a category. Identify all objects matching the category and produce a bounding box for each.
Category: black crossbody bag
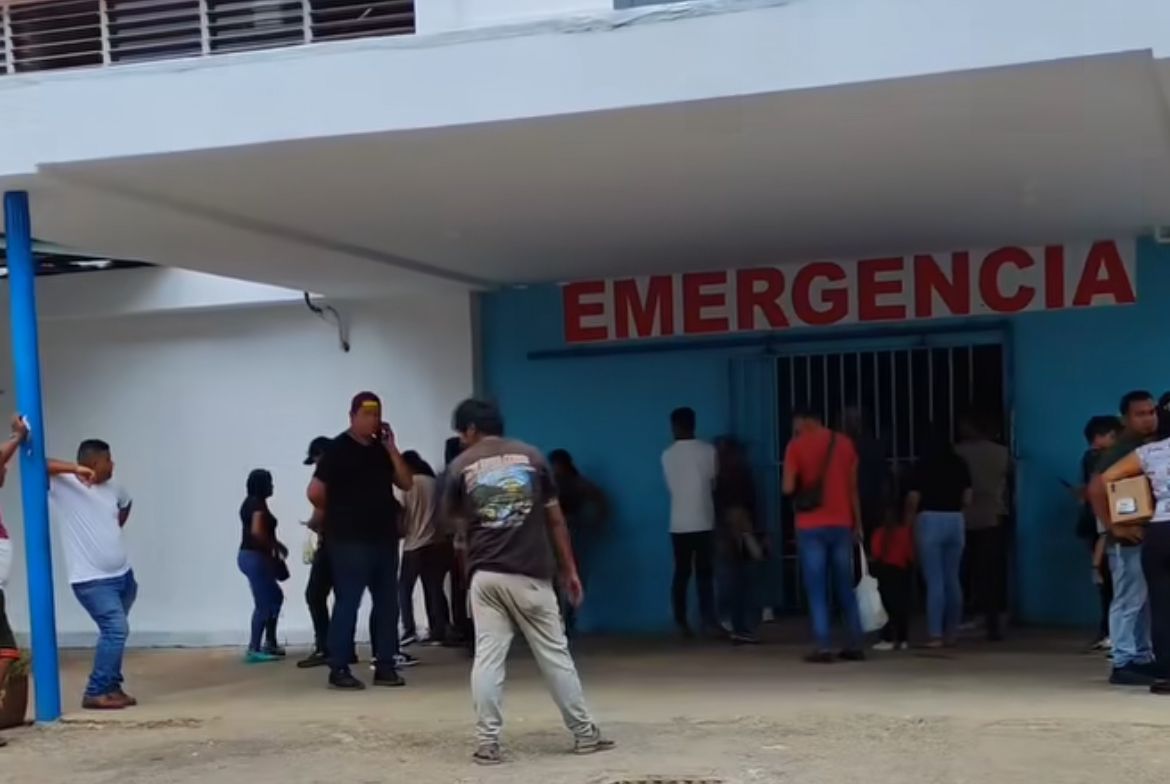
[793,433,838,513]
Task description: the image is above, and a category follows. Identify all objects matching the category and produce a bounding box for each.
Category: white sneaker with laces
[872,641,896,652]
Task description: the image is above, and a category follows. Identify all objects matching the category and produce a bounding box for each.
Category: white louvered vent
[0,0,414,75]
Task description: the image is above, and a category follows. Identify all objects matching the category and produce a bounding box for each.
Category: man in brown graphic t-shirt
[444,398,614,765]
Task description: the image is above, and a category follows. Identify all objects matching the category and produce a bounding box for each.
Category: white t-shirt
[661,439,717,534]
[49,475,133,585]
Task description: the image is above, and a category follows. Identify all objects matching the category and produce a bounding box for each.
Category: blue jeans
[1108,542,1152,669]
[328,540,400,672]
[238,550,284,651]
[797,526,862,651]
[72,570,138,699]
[915,512,965,640]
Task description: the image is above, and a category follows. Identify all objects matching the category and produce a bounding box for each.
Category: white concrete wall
[0,285,474,647]
[4,0,1170,176]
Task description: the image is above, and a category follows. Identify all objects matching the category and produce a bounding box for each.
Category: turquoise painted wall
[480,239,1170,631]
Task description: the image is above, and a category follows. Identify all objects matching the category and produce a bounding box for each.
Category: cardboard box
[1106,475,1154,525]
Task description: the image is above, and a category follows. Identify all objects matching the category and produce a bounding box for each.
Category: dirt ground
[3,630,1168,784]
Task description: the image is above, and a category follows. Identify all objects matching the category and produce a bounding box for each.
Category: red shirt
[871,525,914,568]
[784,428,858,530]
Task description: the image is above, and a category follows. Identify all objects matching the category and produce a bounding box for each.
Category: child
[1077,415,1123,651]
[871,499,915,651]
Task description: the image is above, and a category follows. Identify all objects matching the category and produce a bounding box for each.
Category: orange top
[784,428,858,530]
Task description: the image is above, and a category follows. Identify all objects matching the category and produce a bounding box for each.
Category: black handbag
[272,555,290,583]
[792,433,838,513]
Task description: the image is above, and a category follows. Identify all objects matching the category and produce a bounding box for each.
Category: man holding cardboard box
[1089,391,1159,687]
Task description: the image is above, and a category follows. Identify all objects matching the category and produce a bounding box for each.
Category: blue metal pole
[4,190,61,722]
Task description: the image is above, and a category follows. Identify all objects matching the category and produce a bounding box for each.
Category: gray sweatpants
[470,570,596,744]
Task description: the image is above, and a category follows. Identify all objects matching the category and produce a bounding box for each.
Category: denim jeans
[797,525,862,651]
[72,570,138,699]
[1108,542,1152,669]
[915,512,965,640]
[328,540,400,672]
[237,550,284,651]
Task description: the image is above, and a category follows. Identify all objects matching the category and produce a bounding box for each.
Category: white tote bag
[855,544,888,633]
[0,537,12,589]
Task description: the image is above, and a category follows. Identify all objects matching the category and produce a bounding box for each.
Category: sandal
[473,743,502,765]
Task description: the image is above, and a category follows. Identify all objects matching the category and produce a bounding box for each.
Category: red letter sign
[857,257,906,322]
[1072,240,1136,307]
[792,262,848,326]
[563,281,608,343]
[682,271,730,335]
[613,277,675,339]
[979,247,1035,313]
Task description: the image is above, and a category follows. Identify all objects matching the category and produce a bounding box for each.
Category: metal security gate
[732,332,1008,614]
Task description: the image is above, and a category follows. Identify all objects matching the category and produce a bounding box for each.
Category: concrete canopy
[11,51,1170,297]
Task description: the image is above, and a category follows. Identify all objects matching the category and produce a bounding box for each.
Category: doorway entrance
[731,331,1009,614]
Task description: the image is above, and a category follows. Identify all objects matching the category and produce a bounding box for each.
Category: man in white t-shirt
[661,407,718,636]
[48,439,136,711]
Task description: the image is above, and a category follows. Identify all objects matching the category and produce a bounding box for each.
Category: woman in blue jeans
[904,435,972,648]
[238,469,287,663]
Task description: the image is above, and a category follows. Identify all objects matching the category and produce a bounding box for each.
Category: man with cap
[307,392,413,689]
[297,436,334,669]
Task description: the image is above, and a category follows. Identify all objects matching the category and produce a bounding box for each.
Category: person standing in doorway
[298,436,335,669]
[783,409,864,662]
[444,399,613,765]
[841,407,889,541]
[955,413,1013,641]
[714,436,765,645]
[549,449,609,636]
[237,469,287,663]
[662,407,719,636]
[0,416,29,746]
[307,392,413,690]
[48,440,137,710]
[398,450,448,646]
[904,431,972,648]
[870,493,914,651]
[1093,390,1159,686]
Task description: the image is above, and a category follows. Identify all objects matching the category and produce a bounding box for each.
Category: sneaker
[328,669,366,690]
[400,632,419,647]
[373,667,405,688]
[262,644,287,658]
[1110,666,1157,686]
[1088,637,1112,652]
[113,688,138,707]
[1151,680,1170,695]
[872,641,896,652]
[730,632,760,646]
[244,650,281,664]
[838,649,866,662]
[895,641,910,651]
[803,650,835,664]
[573,726,616,755]
[473,743,503,765]
[81,693,126,711]
[297,650,329,669]
[394,652,420,668]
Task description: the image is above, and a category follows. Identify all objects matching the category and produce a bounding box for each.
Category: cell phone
[379,422,391,441]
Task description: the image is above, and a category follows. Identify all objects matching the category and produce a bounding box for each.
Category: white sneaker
[872,641,896,652]
[895,641,909,651]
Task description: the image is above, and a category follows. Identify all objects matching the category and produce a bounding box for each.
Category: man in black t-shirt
[308,392,413,690]
[444,399,612,765]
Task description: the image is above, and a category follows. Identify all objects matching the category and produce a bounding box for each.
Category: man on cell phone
[307,392,413,690]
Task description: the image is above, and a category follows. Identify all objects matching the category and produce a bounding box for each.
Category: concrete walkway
[3,631,1167,784]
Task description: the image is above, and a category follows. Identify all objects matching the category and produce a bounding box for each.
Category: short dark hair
[77,439,111,463]
[304,436,332,465]
[246,468,273,498]
[350,391,381,416]
[1119,390,1154,416]
[402,450,435,478]
[792,408,822,423]
[549,449,578,475]
[1083,415,1122,444]
[452,399,504,437]
[670,407,697,432]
